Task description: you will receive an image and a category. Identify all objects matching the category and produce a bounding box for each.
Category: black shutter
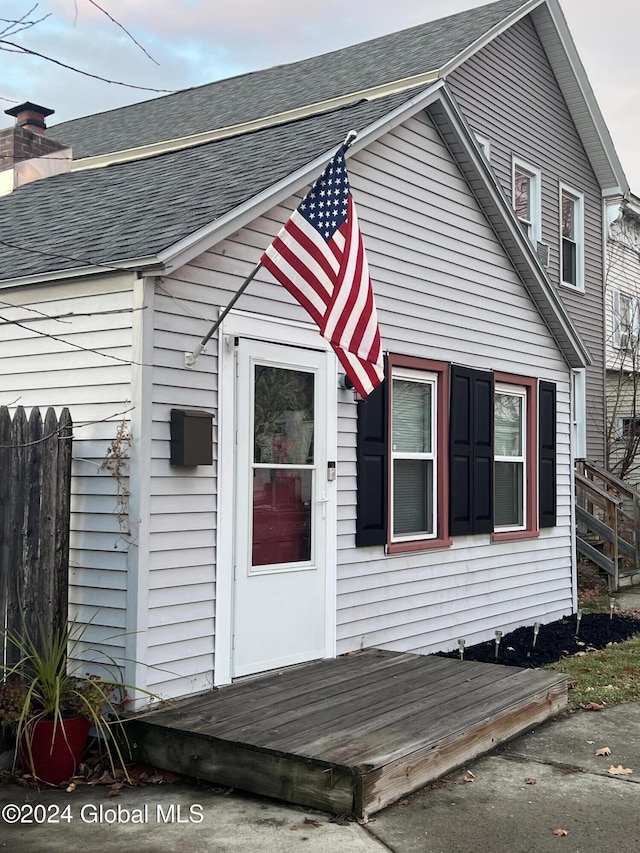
[355,379,387,546]
[449,366,494,535]
[539,380,557,528]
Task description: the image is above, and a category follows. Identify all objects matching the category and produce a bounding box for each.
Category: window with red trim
[387,355,450,553]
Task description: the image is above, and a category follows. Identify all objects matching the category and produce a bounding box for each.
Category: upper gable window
[512,159,541,244]
[474,133,491,162]
[560,185,584,290]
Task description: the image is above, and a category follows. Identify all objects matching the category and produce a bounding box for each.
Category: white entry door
[233,338,334,678]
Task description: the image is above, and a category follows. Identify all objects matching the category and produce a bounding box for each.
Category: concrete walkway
[2,702,640,853]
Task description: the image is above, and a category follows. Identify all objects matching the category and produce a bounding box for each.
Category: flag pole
[184,129,358,369]
[184,260,262,367]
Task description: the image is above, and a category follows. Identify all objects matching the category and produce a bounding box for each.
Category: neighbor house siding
[163,111,573,676]
[0,274,135,669]
[605,211,640,485]
[448,15,605,463]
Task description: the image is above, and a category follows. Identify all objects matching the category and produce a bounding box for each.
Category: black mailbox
[170,409,213,466]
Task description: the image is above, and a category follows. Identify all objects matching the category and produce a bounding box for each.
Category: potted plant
[0,617,138,786]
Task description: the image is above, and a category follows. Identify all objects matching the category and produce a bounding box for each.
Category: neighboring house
[606,194,640,488]
[0,0,627,701]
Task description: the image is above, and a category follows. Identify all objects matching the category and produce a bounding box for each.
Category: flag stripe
[260,145,383,398]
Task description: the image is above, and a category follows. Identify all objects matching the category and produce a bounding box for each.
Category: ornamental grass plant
[0,616,145,783]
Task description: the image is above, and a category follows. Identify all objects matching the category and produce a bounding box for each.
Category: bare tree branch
[0,4,49,39]
[0,39,171,93]
[87,0,159,66]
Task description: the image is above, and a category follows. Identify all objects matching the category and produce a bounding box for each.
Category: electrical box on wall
[170,409,213,466]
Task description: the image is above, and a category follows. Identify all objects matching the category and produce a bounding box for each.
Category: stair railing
[575,460,640,590]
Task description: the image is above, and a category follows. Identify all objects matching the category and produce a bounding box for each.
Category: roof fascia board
[532,0,628,195]
[160,82,451,274]
[439,0,542,76]
[429,84,589,368]
[0,256,162,290]
[70,69,439,172]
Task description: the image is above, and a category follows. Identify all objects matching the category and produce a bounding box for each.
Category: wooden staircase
[575,461,640,590]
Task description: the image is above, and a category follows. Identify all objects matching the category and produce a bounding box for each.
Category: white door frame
[215,310,338,686]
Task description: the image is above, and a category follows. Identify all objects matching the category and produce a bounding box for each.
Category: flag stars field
[261,142,383,397]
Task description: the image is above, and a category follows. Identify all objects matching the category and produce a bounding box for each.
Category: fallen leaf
[608,765,633,776]
[303,818,321,828]
[595,747,611,757]
[290,825,298,831]
[583,702,605,711]
[464,771,475,782]
[525,777,536,785]
[398,798,410,805]
[553,828,568,836]
[66,782,76,793]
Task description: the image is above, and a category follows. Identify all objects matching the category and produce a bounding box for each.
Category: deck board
[126,649,568,818]
[262,661,519,753]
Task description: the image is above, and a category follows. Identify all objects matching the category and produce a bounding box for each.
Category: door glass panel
[254,366,314,464]
[252,365,315,567]
[252,469,312,566]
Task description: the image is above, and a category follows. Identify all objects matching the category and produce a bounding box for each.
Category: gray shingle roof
[0,93,410,281]
[0,0,530,283]
[51,0,528,159]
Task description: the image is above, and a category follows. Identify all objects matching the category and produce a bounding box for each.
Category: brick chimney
[6,101,54,133]
[0,102,72,194]
[0,102,68,172]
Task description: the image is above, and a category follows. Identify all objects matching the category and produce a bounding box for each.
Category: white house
[0,0,627,701]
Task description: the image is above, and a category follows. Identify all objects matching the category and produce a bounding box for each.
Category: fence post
[5,407,27,665]
[54,408,72,639]
[0,407,10,637]
[2,406,72,665]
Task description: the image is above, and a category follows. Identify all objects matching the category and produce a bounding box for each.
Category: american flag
[261,145,383,397]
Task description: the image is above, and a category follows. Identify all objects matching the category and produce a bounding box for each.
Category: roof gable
[51,0,528,160]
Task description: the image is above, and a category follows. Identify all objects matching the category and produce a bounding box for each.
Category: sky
[1,0,638,188]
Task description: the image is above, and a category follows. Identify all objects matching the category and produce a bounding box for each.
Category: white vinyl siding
[0,274,135,674]
[448,15,605,464]
[0,110,576,698]
[333,116,572,655]
[171,111,573,665]
[145,280,217,698]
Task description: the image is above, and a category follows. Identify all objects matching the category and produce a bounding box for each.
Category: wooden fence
[0,406,73,665]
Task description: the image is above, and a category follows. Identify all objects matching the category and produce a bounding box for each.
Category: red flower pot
[20,716,91,785]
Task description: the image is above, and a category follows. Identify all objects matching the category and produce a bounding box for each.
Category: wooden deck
[124,649,568,818]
